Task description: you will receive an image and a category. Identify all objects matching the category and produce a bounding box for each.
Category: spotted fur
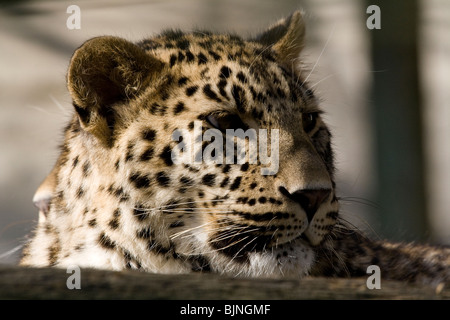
[21,12,449,284]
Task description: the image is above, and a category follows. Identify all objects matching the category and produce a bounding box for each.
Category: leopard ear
[255,11,306,65]
[67,36,165,146]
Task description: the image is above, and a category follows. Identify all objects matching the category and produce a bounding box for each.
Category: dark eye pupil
[302,113,317,132]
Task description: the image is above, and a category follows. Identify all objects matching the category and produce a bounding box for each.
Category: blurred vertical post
[367,0,429,241]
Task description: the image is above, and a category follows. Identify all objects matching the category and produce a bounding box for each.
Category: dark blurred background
[1,0,449,264]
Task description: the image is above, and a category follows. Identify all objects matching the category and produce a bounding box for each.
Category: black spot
[129,173,151,189]
[222,164,231,174]
[156,171,171,187]
[237,197,248,204]
[188,121,195,130]
[108,209,120,230]
[114,187,129,202]
[198,191,205,198]
[177,51,185,63]
[186,85,199,97]
[48,242,59,267]
[82,161,90,176]
[250,182,257,189]
[160,145,174,166]
[258,197,267,204]
[140,147,154,162]
[99,232,116,250]
[208,50,221,61]
[219,66,232,79]
[220,177,230,188]
[180,176,194,186]
[169,54,177,67]
[240,163,249,172]
[178,187,187,194]
[169,221,185,228]
[125,141,134,162]
[72,156,79,168]
[178,77,189,86]
[229,176,242,191]
[203,84,222,103]
[174,101,186,115]
[149,103,168,116]
[185,50,195,62]
[176,39,190,50]
[202,174,216,187]
[248,199,256,206]
[76,186,84,198]
[98,232,116,250]
[88,218,97,227]
[198,39,213,49]
[114,159,120,171]
[238,211,289,222]
[137,227,152,239]
[236,71,248,83]
[142,128,157,142]
[147,239,171,255]
[217,79,228,99]
[197,52,208,65]
[231,84,246,113]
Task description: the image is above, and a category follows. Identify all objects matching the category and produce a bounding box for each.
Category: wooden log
[0,265,448,300]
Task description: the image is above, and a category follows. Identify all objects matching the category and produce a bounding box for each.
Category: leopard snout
[278,186,331,222]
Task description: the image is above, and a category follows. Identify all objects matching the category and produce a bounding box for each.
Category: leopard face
[21,11,339,277]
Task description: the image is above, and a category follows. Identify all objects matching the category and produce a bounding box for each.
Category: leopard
[20,11,449,285]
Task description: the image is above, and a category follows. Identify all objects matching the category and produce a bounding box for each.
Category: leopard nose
[279,187,331,223]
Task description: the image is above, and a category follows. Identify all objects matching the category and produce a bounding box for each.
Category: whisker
[134,198,235,213]
[174,224,243,241]
[223,236,260,272]
[301,24,335,87]
[209,227,261,244]
[338,196,381,210]
[170,221,214,240]
[27,105,56,116]
[49,94,68,114]
[308,73,336,89]
[0,244,24,260]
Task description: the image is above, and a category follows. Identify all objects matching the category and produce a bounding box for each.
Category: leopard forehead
[136,31,316,115]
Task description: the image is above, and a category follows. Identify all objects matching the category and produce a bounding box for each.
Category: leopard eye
[302,112,318,133]
[206,112,248,131]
